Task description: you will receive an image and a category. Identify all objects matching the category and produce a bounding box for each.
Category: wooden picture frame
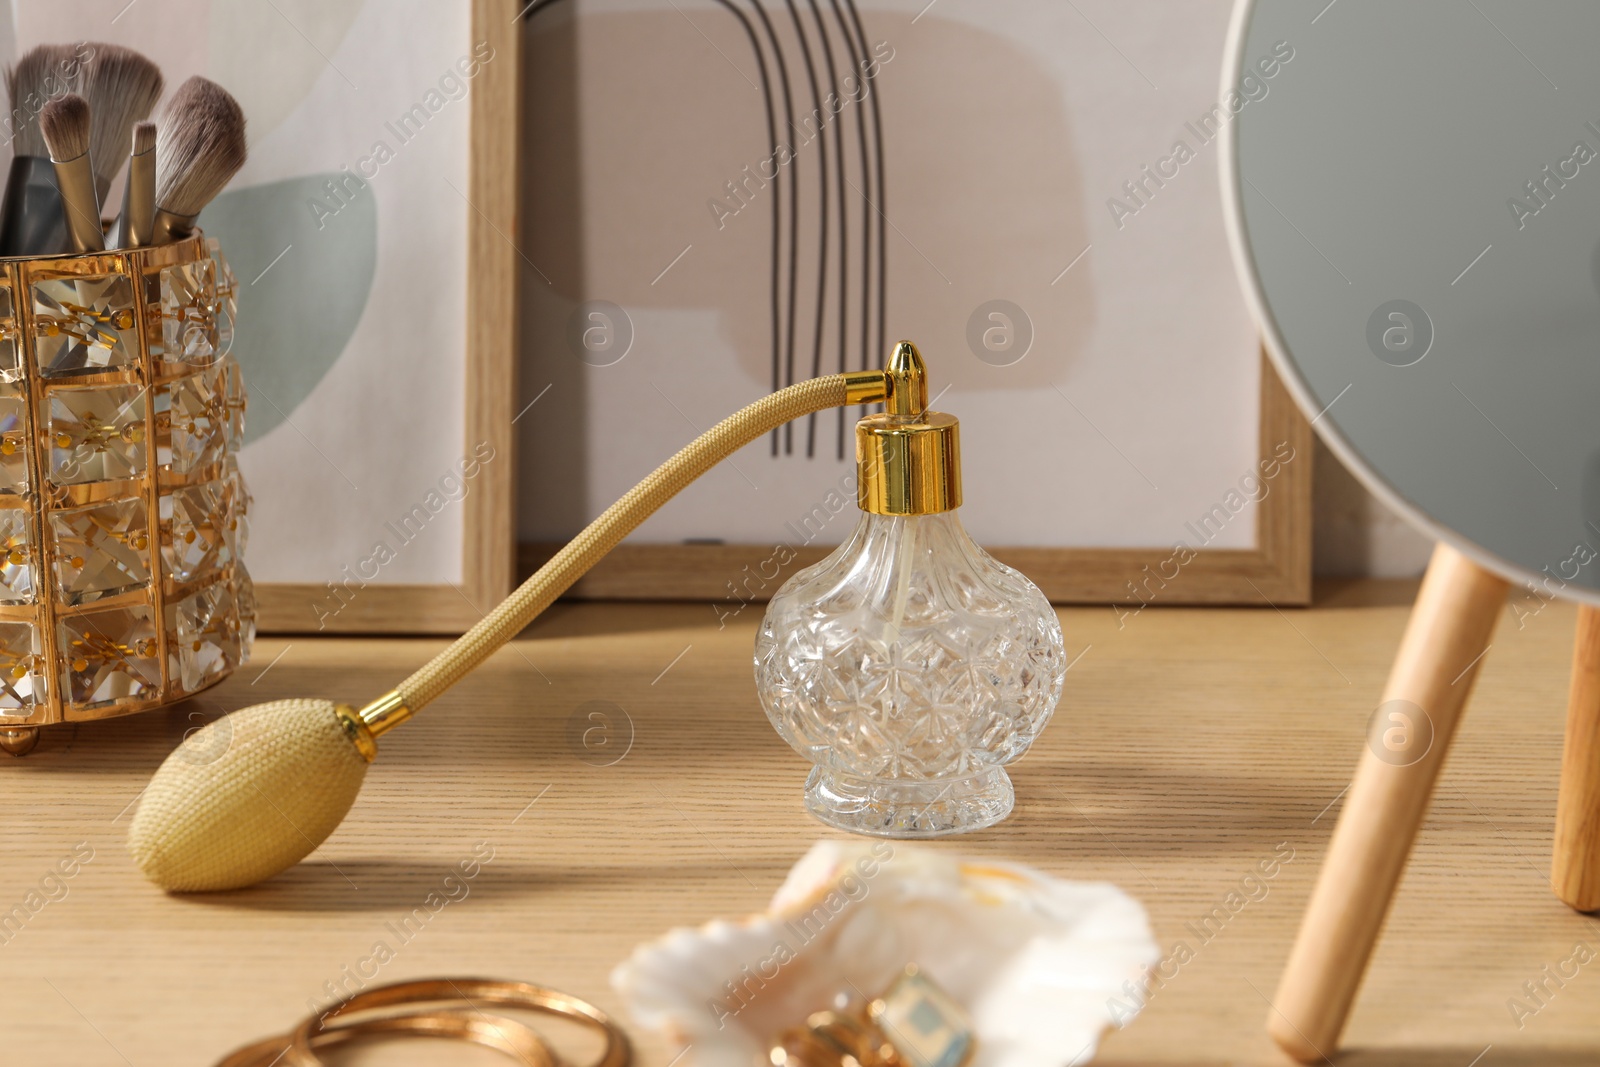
[256,0,520,633]
[520,351,1309,607]
[507,0,1312,611]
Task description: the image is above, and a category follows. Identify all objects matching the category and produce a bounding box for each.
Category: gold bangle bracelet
[288,978,632,1067]
[215,1007,556,1067]
[211,977,630,1067]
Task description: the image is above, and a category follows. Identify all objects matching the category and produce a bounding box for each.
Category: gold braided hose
[129,369,889,892]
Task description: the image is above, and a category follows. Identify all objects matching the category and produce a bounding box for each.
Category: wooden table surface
[1,582,1597,1065]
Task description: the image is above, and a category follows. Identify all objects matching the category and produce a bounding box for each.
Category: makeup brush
[40,94,103,253]
[78,43,163,202]
[0,44,79,255]
[152,76,246,244]
[110,121,155,248]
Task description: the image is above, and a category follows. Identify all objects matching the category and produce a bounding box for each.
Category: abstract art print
[516,0,1309,606]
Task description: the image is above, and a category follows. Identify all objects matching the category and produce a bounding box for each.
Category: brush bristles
[132,119,156,155]
[40,93,91,163]
[155,76,247,220]
[6,43,81,158]
[80,43,163,185]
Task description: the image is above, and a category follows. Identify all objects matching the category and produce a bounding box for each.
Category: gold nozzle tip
[886,341,929,417]
[891,339,920,367]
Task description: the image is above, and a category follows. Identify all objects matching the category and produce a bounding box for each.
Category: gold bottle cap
[856,341,961,516]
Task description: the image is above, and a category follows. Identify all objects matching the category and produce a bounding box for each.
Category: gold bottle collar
[856,341,962,516]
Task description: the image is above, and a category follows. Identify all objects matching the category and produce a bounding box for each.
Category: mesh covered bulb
[129,699,368,891]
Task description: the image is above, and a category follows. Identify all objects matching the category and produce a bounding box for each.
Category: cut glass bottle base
[803,765,1014,837]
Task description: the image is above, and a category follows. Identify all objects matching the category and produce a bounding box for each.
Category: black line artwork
[844,0,886,433]
[831,0,881,456]
[803,0,847,460]
[782,0,828,461]
[520,0,888,462]
[739,0,801,458]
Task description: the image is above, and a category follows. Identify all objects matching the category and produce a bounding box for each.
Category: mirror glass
[1226,0,1600,599]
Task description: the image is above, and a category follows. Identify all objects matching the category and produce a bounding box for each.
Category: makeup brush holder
[0,233,252,756]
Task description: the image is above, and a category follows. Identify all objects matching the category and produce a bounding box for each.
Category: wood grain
[462,0,522,611]
[1269,545,1509,1063]
[1553,604,1600,912]
[522,352,1313,607]
[255,584,495,635]
[0,584,1593,1065]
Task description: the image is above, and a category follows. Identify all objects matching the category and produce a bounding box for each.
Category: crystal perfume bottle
[755,343,1065,835]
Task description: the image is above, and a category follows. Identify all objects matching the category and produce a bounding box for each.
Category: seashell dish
[611,840,1159,1067]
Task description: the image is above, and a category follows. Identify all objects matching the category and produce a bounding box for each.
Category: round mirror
[1222,0,1600,602]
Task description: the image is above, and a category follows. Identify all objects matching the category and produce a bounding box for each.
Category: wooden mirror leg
[1268,544,1508,1063]
[1553,604,1600,912]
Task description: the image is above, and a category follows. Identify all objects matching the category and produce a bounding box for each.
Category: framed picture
[513,0,1309,608]
[3,0,521,633]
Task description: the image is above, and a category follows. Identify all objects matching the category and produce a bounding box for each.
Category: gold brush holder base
[0,233,253,753]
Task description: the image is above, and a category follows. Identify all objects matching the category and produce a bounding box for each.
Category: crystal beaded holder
[0,234,253,747]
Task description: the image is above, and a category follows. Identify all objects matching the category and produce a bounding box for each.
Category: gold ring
[770,965,975,1067]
